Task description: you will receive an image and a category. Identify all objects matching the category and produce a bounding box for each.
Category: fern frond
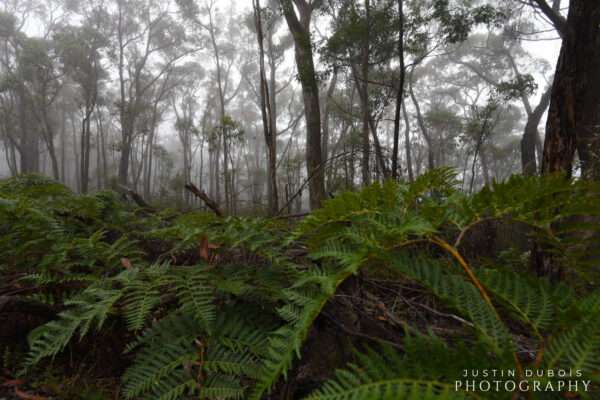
[305,379,473,400]
[478,269,555,335]
[25,287,122,367]
[174,268,216,333]
[304,345,475,400]
[200,374,245,399]
[390,256,513,353]
[122,338,198,399]
[545,311,600,374]
[122,279,162,331]
[250,268,354,400]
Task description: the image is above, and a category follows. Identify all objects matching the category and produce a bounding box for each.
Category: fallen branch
[184,183,224,217]
[118,185,152,209]
[272,212,310,220]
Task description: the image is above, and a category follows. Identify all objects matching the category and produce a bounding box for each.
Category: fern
[545,309,600,375]
[250,267,354,400]
[390,256,513,354]
[173,267,216,333]
[477,269,556,336]
[25,287,123,367]
[122,278,162,331]
[10,172,600,399]
[122,337,199,399]
[304,346,477,400]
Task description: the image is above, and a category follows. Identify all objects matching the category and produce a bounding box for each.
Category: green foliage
[3,171,600,399]
[304,345,477,400]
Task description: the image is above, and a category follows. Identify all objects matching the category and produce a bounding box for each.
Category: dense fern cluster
[1,172,599,399]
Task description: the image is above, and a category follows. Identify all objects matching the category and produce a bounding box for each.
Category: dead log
[184,183,224,217]
[118,185,153,209]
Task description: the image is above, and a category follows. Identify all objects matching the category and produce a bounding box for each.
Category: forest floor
[1,173,599,399]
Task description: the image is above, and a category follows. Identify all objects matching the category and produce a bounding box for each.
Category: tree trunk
[402,102,414,182]
[541,0,600,179]
[80,105,93,193]
[322,68,338,181]
[408,69,435,171]
[18,89,39,173]
[253,0,279,215]
[279,0,325,209]
[391,0,405,180]
[521,87,551,175]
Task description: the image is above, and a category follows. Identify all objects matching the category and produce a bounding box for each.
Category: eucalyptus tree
[54,20,109,192]
[0,10,28,175]
[448,31,552,175]
[252,0,278,214]
[536,0,600,179]
[278,0,326,209]
[177,0,245,211]
[109,0,193,186]
[324,0,397,183]
[170,62,204,204]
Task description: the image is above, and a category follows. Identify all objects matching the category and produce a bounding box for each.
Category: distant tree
[278,0,326,209]
[252,0,279,215]
[170,62,204,204]
[110,0,192,186]
[449,32,552,176]
[55,21,108,192]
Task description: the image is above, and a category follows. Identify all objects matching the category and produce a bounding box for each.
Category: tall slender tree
[279,0,326,209]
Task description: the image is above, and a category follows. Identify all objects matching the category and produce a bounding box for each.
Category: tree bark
[402,102,414,182]
[408,69,434,171]
[253,0,279,215]
[521,87,551,175]
[391,0,405,180]
[279,0,326,209]
[360,0,371,185]
[541,0,600,179]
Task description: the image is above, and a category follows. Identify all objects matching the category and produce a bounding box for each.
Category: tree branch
[184,183,224,217]
[530,0,566,35]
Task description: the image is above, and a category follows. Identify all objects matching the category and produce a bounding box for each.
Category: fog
[0,0,564,213]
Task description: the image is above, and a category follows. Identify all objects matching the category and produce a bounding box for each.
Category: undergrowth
[1,171,599,399]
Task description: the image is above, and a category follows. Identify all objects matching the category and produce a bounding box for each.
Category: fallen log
[117,185,153,210]
[184,183,223,217]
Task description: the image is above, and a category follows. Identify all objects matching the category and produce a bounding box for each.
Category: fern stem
[429,236,525,381]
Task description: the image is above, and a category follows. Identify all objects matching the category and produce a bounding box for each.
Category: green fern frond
[305,378,473,400]
[122,279,162,331]
[122,338,198,399]
[25,287,122,367]
[390,256,513,353]
[200,374,245,399]
[174,268,216,333]
[124,310,201,354]
[250,267,356,400]
[545,311,600,375]
[304,345,475,400]
[478,269,555,335]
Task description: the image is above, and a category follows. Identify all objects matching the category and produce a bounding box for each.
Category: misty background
[0,0,563,213]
